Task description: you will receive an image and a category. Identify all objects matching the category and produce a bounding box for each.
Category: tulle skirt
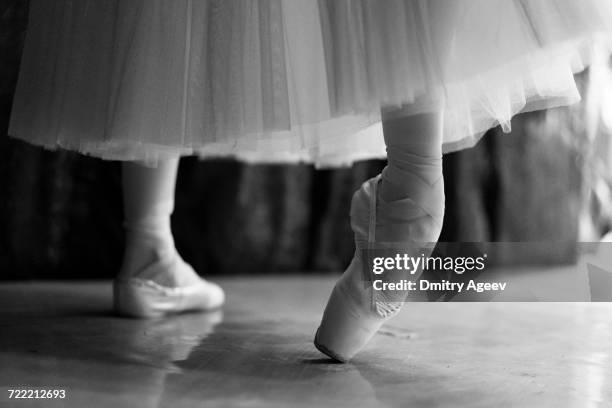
[9,0,612,166]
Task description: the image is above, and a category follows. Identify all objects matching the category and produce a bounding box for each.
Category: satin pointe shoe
[314,175,443,362]
[114,253,225,318]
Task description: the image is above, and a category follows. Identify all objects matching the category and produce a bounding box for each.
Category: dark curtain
[1,0,607,279]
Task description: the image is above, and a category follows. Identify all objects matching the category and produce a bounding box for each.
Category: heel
[113,279,170,318]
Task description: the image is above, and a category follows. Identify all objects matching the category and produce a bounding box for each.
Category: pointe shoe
[314,175,443,362]
[114,254,225,318]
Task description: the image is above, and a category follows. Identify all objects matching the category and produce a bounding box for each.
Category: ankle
[120,231,177,276]
[376,176,445,244]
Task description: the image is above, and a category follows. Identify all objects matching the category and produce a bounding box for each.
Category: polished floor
[0,276,611,408]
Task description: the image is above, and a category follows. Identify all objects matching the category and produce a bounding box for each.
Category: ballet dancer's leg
[119,158,199,286]
[315,107,445,362]
[115,159,224,317]
[378,108,444,242]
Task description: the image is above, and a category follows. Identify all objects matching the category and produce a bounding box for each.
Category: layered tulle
[318,0,612,152]
[8,0,612,166]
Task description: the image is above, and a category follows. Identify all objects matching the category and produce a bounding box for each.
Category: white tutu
[8,0,612,166]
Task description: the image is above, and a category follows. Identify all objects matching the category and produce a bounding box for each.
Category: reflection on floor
[0,277,611,408]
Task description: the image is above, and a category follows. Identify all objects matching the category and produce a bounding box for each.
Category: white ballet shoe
[314,256,396,363]
[114,255,225,318]
[315,175,443,362]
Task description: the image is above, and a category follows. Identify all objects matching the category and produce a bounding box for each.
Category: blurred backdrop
[2,0,612,279]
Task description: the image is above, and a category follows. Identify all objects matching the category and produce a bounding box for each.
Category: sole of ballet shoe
[113,277,225,318]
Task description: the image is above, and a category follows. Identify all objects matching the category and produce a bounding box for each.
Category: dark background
[1,0,611,279]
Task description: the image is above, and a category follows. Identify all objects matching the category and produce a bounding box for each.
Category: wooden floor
[0,276,611,408]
